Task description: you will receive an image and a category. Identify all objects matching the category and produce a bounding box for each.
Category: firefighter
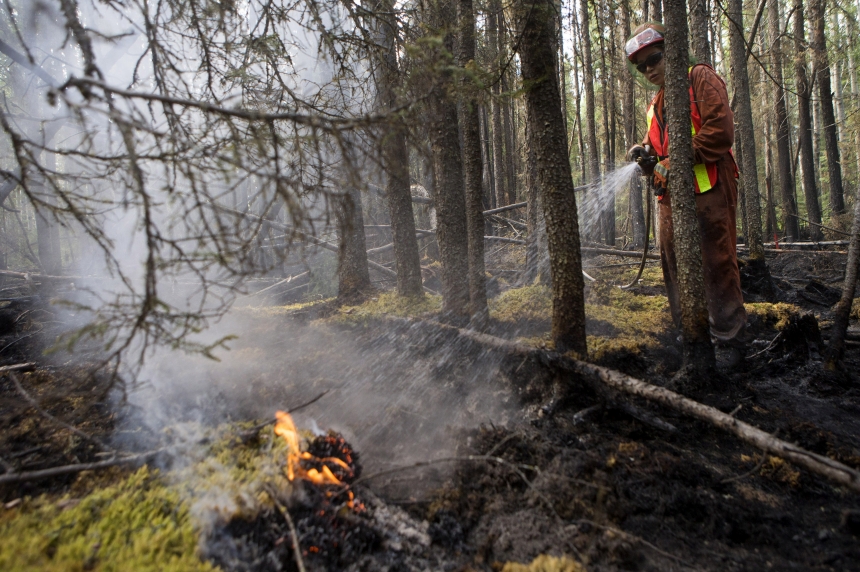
[624,22,747,365]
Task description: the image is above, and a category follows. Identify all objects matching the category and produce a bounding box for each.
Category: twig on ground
[721,450,770,485]
[566,520,693,567]
[0,362,36,374]
[264,485,307,572]
[571,404,603,425]
[0,454,14,473]
[0,449,165,485]
[239,390,331,443]
[8,372,114,454]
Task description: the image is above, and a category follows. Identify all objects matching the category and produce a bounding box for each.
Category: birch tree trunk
[515,0,588,356]
[664,0,715,368]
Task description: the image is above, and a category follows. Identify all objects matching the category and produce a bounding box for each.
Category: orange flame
[274,410,349,487]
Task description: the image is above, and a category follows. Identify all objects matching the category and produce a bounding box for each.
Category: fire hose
[622,148,657,290]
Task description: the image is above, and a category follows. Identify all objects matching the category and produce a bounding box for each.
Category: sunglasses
[636,52,663,74]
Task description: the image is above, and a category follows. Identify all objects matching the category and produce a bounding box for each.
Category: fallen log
[387,317,860,493]
[246,271,310,298]
[582,247,660,260]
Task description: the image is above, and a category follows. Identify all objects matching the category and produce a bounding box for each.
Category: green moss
[502,554,586,572]
[489,284,553,325]
[0,467,216,572]
[329,291,443,324]
[0,424,296,572]
[243,298,337,317]
[744,302,803,331]
[585,287,672,360]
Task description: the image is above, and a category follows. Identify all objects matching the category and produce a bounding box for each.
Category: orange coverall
[645,64,747,342]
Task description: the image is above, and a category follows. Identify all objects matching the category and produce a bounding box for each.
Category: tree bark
[598,0,615,246]
[457,0,489,319]
[515,0,587,356]
[793,0,823,240]
[335,188,372,302]
[826,192,860,369]
[621,0,646,248]
[428,0,471,318]
[581,0,601,242]
[809,0,845,216]
[488,0,508,209]
[499,21,518,206]
[768,0,799,241]
[371,0,425,297]
[688,0,712,66]
[664,0,714,368]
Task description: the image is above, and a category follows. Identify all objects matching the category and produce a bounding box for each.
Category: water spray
[621,145,654,290]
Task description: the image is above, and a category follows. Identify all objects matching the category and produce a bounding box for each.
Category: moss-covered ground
[0,423,293,572]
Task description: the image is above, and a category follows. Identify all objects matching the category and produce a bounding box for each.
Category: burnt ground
[2,249,860,571]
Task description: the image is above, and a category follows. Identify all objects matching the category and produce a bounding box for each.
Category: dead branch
[210,204,440,295]
[246,271,310,298]
[239,390,331,443]
[264,485,308,572]
[387,317,860,493]
[0,362,36,374]
[0,270,83,282]
[0,449,164,485]
[8,372,114,454]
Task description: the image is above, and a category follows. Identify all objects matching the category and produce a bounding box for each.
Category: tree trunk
[481,105,497,211]
[688,0,712,66]
[489,0,508,209]
[500,22,518,207]
[621,0,645,248]
[515,0,587,356]
[849,20,860,191]
[793,0,823,240]
[580,0,600,242]
[371,0,424,297]
[524,119,549,284]
[34,152,62,276]
[810,0,845,216]
[651,0,662,23]
[428,0,470,318]
[768,0,799,241]
[336,189,372,302]
[825,192,860,369]
[664,0,715,368]
[829,11,847,153]
[457,0,489,319]
[598,0,615,246]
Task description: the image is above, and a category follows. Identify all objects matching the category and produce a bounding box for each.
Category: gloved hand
[627,145,657,174]
[626,145,649,162]
[653,158,670,190]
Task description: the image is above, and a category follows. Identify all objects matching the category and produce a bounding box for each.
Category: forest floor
[1,248,860,571]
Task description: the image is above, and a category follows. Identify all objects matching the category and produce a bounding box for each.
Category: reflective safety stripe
[645,65,720,195]
[693,163,713,192]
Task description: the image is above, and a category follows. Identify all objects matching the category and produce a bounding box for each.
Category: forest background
[1,0,860,369]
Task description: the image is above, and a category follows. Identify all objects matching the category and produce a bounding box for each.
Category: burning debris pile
[206,411,440,572]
